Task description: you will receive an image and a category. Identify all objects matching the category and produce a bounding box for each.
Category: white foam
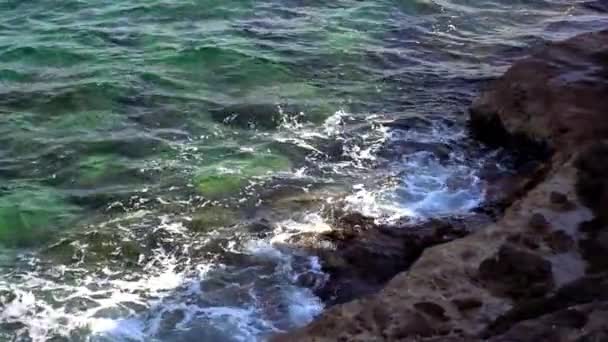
[0,210,330,341]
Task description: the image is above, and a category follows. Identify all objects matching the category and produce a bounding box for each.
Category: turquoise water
[0,0,605,341]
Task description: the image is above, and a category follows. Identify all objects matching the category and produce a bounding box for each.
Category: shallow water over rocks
[0,0,606,341]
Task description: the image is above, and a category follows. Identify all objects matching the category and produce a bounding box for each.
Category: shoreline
[274,29,608,341]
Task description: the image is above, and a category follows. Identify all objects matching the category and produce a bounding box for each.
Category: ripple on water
[1,0,607,340]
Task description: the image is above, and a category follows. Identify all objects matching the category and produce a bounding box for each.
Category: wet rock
[478,244,553,299]
[159,309,185,331]
[275,30,608,342]
[0,289,16,310]
[64,297,100,313]
[313,214,471,305]
[43,231,143,266]
[295,272,326,290]
[209,103,287,130]
[145,227,178,252]
[246,219,273,237]
[481,159,550,216]
[185,206,240,232]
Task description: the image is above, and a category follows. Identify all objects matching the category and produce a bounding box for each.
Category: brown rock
[550,191,575,211]
[488,302,608,342]
[528,213,550,231]
[576,142,608,222]
[478,244,554,299]
[507,233,541,250]
[545,230,575,253]
[452,297,483,312]
[483,273,608,338]
[550,191,568,205]
[414,302,450,321]
[275,30,608,342]
[470,30,608,155]
[311,213,473,305]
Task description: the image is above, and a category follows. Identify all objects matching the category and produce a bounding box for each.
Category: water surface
[0,0,605,341]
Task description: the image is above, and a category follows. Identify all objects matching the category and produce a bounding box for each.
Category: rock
[391,312,437,338]
[528,213,550,231]
[506,232,541,250]
[579,230,608,272]
[550,191,569,205]
[452,297,483,312]
[478,244,554,299]
[414,302,449,322]
[544,230,575,253]
[246,219,273,237]
[480,160,550,216]
[185,206,239,232]
[0,289,16,310]
[470,30,608,155]
[275,30,608,342]
[159,309,185,331]
[313,214,471,305]
[483,273,608,338]
[576,142,608,222]
[209,103,286,130]
[550,191,575,211]
[488,302,608,342]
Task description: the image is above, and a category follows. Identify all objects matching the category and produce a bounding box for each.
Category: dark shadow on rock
[286,212,489,306]
[482,273,608,338]
[478,243,554,300]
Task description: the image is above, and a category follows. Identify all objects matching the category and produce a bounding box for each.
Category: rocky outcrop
[274,30,608,341]
[470,29,608,156]
[306,214,488,305]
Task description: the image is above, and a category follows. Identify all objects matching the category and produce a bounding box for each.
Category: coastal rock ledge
[274,30,608,341]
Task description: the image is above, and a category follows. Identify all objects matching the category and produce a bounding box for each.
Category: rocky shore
[274,30,608,341]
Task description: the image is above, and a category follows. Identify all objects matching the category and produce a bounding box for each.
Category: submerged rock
[43,230,144,266]
[193,152,291,198]
[185,206,240,232]
[209,103,286,130]
[0,185,79,247]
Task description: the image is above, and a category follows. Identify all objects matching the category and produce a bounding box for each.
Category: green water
[0,0,604,341]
